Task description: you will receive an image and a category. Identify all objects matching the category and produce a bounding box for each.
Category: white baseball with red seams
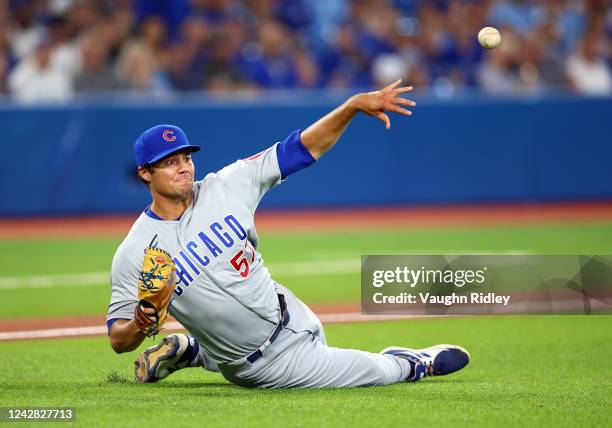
[478,27,502,49]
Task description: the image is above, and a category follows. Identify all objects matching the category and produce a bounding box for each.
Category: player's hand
[349,79,415,129]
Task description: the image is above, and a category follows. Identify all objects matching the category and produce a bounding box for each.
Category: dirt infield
[0,302,359,334]
[0,302,381,341]
[2,201,612,239]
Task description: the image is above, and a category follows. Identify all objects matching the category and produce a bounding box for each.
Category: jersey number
[230,240,255,278]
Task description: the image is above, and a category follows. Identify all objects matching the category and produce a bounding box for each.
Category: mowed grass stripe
[2,222,612,277]
[0,259,361,289]
[0,249,538,289]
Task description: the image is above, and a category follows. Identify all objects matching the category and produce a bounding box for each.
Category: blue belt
[246,294,290,364]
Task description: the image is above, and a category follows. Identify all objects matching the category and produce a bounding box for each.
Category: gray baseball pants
[205,284,411,388]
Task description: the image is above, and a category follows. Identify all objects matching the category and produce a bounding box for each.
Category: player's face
[146,151,195,200]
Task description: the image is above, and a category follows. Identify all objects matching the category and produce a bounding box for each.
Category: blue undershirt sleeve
[276,129,316,179]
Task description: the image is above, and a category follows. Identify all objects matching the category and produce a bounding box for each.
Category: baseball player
[107,79,470,388]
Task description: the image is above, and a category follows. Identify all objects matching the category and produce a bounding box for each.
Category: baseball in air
[478,27,501,49]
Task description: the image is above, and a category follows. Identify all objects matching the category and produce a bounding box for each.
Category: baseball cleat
[381,344,470,381]
[134,333,191,383]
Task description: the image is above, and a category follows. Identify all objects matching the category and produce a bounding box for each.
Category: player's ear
[137,166,152,186]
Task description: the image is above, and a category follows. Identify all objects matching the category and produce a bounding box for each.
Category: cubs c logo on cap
[162,129,176,142]
[134,124,201,167]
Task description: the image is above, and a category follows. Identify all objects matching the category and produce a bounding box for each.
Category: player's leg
[270,336,415,388]
[227,333,469,388]
[289,308,469,386]
[218,328,415,388]
[134,333,219,383]
[253,285,465,387]
[218,285,469,388]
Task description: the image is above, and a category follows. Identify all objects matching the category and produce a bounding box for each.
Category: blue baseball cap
[134,124,201,167]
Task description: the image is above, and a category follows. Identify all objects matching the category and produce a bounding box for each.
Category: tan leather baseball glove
[134,247,176,337]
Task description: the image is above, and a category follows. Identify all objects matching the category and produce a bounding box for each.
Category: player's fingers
[393,86,414,95]
[394,97,417,107]
[387,104,412,116]
[382,78,402,92]
[375,112,391,129]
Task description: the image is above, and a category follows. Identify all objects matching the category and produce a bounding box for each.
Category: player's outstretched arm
[300,79,415,159]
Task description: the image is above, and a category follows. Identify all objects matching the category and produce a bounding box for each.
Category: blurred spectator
[8,38,72,103]
[243,0,275,21]
[116,43,171,95]
[566,29,612,95]
[353,1,399,59]
[166,41,203,91]
[0,56,8,94]
[372,54,409,87]
[164,16,210,91]
[443,1,486,88]
[517,32,549,93]
[45,14,80,77]
[0,26,16,95]
[294,48,321,88]
[276,0,312,30]
[548,0,586,55]
[74,33,127,92]
[65,0,102,39]
[324,24,372,88]
[8,0,47,60]
[238,20,297,88]
[203,29,249,91]
[179,17,210,75]
[116,14,171,93]
[102,6,135,64]
[133,0,190,38]
[487,0,546,34]
[47,0,75,16]
[190,0,244,27]
[418,3,458,82]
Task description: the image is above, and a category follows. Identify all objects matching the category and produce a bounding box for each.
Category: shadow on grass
[130,382,381,396]
[101,372,474,393]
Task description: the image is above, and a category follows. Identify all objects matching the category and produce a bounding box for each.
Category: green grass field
[1,221,611,427]
[1,317,610,427]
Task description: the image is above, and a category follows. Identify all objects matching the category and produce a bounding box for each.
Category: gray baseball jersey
[109,134,412,387]
[108,143,286,363]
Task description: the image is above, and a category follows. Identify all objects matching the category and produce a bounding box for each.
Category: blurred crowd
[0,0,610,103]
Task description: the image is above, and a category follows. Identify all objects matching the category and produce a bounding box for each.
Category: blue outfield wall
[0,94,611,216]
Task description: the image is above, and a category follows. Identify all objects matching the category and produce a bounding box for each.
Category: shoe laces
[421,352,435,376]
[424,360,434,376]
[413,357,434,380]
